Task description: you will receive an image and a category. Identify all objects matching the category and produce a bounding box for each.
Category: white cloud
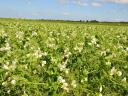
[91,2,102,7]
[74,0,88,6]
[58,0,88,6]
[73,0,88,6]
[58,0,128,7]
[107,0,128,4]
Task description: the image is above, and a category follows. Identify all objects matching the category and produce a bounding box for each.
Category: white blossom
[10,79,16,85]
[126,47,128,51]
[22,91,28,96]
[91,36,97,44]
[0,42,11,51]
[106,61,111,66]
[58,64,66,71]
[99,93,102,96]
[41,61,47,67]
[122,77,127,83]
[71,80,77,88]
[62,82,69,92]
[16,31,24,39]
[32,32,38,36]
[101,51,106,56]
[3,64,9,70]
[110,67,117,76]
[34,48,43,58]
[58,76,69,92]
[2,82,7,86]
[58,76,65,83]
[42,52,48,56]
[99,85,102,92]
[64,68,69,74]
[117,71,122,76]
[7,90,11,94]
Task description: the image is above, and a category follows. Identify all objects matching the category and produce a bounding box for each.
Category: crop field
[0,19,128,96]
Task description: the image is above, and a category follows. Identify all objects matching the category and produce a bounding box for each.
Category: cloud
[58,0,128,6]
[58,0,88,6]
[107,0,128,4]
[91,2,102,7]
[73,0,88,6]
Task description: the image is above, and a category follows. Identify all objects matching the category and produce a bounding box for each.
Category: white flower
[2,82,7,86]
[10,60,17,70]
[101,51,106,56]
[91,36,97,44]
[32,32,38,36]
[0,30,7,37]
[5,42,11,50]
[7,90,11,94]
[117,71,122,76]
[26,53,31,57]
[33,70,37,74]
[51,57,57,63]
[96,44,100,48]
[88,43,92,46]
[110,67,117,76]
[62,82,68,88]
[22,91,28,96]
[99,85,102,92]
[64,48,69,53]
[64,52,72,58]
[16,31,24,39]
[106,61,111,66]
[62,82,69,92]
[42,52,48,56]
[58,76,65,83]
[34,49,43,58]
[48,43,55,48]
[64,69,69,74]
[5,72,9,76]
[78,43,84,46]
[10,79,16,85]
[74,45,83,52]
[48,37,55,42]
[81,77,88,83]
[99,93,102,96]
[0,42,11,51]
[126,47,128,51]
[3,64,9,70]
[122,77,126,83]
[71,80,77,88]
[84,77,88,81]
[58,64,66,71]
[118,45,123,49]
[81,79,84,83]
[41,61,47,67]
[24,65,28,69]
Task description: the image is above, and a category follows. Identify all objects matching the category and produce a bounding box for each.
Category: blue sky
[0,0,128,21]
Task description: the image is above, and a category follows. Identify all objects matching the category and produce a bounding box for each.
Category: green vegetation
[0,18,128,96]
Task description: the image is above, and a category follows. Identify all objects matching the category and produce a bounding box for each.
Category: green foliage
[0,18,128,96]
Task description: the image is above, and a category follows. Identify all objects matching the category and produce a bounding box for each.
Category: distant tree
[86,20,89,22]
[90,20,99,23]
[80,20,83,22]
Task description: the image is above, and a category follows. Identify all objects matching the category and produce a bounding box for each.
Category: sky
[0,0,128,21]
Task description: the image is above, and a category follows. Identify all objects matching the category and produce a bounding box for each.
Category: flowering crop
[0,19,128,96]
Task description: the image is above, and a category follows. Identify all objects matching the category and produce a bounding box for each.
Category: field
[0,18,128,96]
